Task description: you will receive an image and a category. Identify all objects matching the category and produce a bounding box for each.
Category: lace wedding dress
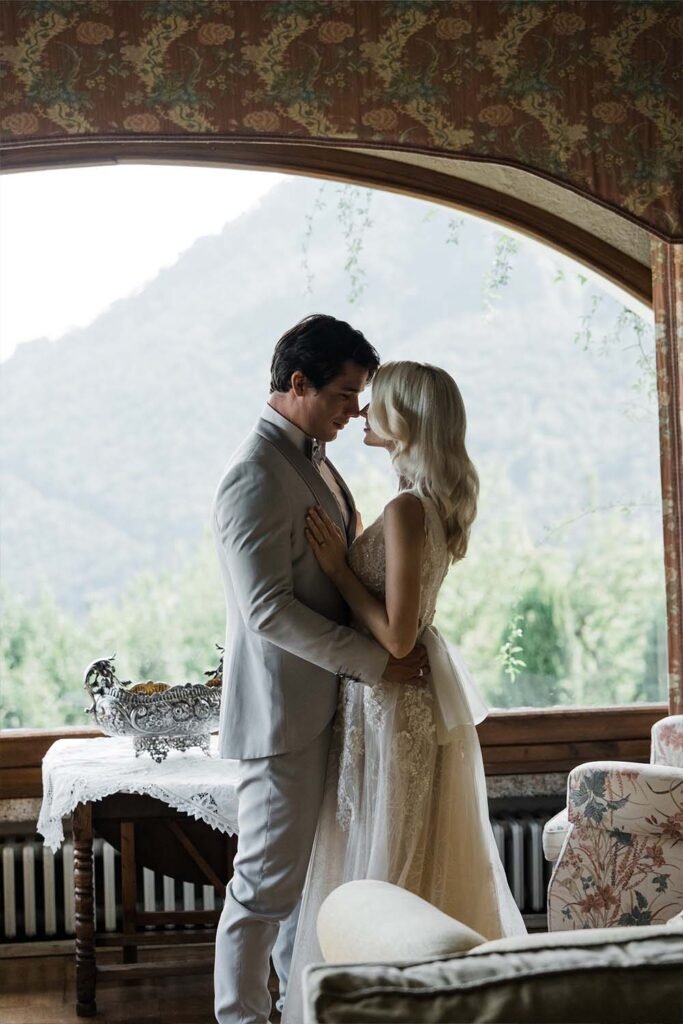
[282,490,526,1023]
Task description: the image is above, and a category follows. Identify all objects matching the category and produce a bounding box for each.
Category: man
[212,314,428,1023]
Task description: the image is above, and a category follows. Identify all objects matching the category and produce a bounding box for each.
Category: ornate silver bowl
[83,654,222,762]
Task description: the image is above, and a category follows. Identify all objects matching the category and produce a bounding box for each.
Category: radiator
[2,836,217,941]
[491,811,555,914]
[2,811,554,941]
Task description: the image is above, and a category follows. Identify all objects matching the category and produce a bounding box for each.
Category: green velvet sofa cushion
[304,922,683,1023]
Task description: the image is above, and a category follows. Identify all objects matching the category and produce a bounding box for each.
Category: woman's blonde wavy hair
[368,361,479,563]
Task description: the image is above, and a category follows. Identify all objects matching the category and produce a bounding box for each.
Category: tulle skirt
[282,635,526,1023]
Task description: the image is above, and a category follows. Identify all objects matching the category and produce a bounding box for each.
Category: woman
[282,361,525,1023]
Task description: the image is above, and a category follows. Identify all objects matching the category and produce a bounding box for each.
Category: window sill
[477,703,667,774]
[0,703,668,797]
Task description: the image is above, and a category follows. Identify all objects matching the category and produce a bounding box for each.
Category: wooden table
[73,792,237,1017]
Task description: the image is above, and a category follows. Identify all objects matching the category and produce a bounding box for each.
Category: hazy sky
[0,163,648,364]
[0,165,285,361]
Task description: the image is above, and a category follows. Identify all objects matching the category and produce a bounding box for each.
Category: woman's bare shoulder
[383,491,425,533]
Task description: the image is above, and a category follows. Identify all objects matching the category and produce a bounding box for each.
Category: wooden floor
[0,945,282,1024]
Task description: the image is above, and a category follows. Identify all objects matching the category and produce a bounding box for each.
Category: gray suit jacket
[212,417,389,759]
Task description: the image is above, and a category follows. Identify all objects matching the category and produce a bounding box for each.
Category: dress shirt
[261,404,351,529]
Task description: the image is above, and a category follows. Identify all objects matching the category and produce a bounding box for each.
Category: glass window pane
[0,168,665,728]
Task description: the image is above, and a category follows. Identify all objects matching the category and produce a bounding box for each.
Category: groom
[212,315,428,1023]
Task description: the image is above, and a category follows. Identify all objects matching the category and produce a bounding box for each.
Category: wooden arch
[2,137,652,303]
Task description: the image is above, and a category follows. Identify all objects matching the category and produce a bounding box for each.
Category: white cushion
[317,880,485,964]
[542,806,569,861]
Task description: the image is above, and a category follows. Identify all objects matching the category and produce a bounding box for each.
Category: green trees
[0,476,667,731]
[1,588,72,728]
[435,504,667,711]
[490,575,571,708]
[0,534,225,729]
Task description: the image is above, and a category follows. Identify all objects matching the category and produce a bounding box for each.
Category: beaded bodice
[335,490,452,836]
[348,489,450,636]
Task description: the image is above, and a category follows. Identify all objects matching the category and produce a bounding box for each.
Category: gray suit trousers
[214,725,332,1023]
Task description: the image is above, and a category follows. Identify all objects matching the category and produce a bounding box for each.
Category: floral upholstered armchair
[651,714,683,767]
[543,715,683,865]
[547,718,683,931]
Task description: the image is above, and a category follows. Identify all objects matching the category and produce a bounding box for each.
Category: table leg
[121,821,138,963]
[73,802,96,1017]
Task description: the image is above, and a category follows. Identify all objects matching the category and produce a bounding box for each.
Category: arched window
[0,165,665,730]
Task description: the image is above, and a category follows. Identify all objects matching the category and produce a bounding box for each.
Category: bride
[282,360,526,1022]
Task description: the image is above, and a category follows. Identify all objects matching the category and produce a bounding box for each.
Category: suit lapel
[325,457,358,543]
[254,419,347,540]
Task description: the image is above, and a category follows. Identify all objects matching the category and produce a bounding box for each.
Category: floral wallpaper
[0,0,682,239]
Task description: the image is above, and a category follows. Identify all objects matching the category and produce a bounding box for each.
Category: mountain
[0,176,661,613]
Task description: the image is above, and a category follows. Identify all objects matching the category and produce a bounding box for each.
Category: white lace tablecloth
[37,735,241,852]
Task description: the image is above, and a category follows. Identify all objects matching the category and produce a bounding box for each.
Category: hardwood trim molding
[0,727,103,769]
[0,705,667,796]
[651,240,683,712]
[0,727,102,799]
[477,704,666,775]
[0,138,652,304]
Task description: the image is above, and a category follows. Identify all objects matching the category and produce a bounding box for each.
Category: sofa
[303,880,683,1023]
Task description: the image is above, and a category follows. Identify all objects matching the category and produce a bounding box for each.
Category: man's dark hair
[270,314,380,393]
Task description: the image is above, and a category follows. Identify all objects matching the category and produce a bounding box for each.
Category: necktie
[306,437,350,529]
[308,438,326,471]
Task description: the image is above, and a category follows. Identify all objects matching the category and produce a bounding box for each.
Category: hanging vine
[483,232,519,312]
[336,184,374,304]
[300,181,328,295]
[570,275,656,417]
[446,215,465,246]
[300,182,374,304]
[499,613,527,681]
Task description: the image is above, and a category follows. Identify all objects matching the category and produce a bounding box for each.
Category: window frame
[0,143,674,803]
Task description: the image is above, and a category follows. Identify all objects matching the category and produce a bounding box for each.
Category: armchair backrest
[548,760,683,931]
[651,715,683,768]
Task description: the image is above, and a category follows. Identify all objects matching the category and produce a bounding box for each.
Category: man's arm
[215,459,389,686]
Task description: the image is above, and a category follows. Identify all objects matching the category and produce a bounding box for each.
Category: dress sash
[422,625,489,744]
